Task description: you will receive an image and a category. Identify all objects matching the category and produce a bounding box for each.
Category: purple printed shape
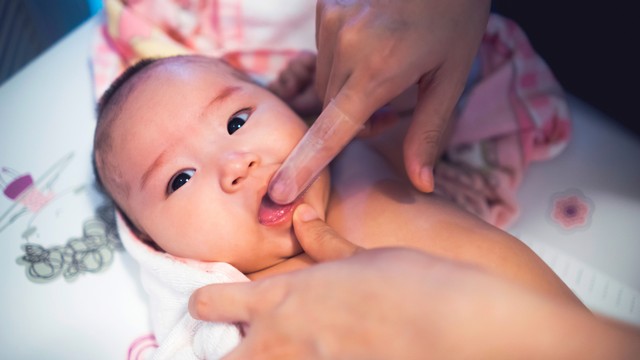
[3,174,34,200]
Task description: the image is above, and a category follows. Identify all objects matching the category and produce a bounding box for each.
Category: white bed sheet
[0,13,638,359]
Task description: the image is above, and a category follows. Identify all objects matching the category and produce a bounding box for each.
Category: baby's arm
[331,183,580,304]
[328,139,581,305]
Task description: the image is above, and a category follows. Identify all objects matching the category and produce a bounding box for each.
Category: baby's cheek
[275,125,306,154]
[150,211,205,259]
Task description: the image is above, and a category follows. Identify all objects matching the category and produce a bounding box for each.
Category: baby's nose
[220,152,259,193]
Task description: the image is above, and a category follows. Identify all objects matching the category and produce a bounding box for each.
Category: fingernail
[420,166,434,192]
[269,176,298,205]
[188,291,202,320]
[295,204,318,222]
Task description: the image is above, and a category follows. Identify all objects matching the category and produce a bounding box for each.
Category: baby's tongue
[258,195,294,225]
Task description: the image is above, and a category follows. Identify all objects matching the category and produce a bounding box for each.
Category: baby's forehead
[149,56,241,81]
[111,55,246,145]
[125,56,248,104]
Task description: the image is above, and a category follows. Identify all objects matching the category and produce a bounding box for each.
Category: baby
[93,55,581,358]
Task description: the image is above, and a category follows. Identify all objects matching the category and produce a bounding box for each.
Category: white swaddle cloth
[116,212,249,359]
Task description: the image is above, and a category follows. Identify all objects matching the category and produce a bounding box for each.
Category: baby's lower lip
[258,195,298,226]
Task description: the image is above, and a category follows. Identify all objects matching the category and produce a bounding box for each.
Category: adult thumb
[293,204,362,262]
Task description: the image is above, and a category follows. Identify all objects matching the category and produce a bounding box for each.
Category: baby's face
[104,57,330,274]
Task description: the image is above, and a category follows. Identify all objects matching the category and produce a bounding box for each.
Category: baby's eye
[227,109,251,135]
[167,169,195,194]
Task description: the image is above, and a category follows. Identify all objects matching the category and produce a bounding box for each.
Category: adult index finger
[268,100,364,204]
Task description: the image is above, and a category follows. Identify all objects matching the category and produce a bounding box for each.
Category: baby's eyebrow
[199,85,242,120]
[140,147,169,192]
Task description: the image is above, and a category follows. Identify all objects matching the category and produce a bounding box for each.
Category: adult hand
[268,0,492,204]
[190,205,640,359]
[190,203,476,359]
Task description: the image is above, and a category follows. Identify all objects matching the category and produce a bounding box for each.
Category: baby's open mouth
[258,195,300,226]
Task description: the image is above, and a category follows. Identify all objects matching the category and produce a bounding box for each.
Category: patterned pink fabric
[90,0,316,98]
[435,14,571,229]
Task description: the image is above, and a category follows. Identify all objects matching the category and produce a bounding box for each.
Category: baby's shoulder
[327,139,427,244]
[330,138,406,198]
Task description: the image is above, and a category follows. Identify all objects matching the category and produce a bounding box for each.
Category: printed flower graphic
[550,189,594,230]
